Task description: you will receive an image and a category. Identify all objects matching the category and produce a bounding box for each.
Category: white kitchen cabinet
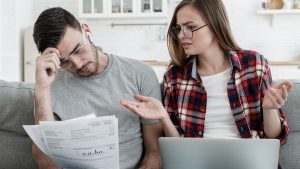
[109,0,136,17]
[269,65,300,80]
[79,0,107,18]
[138,0,167,17]
[79,0,167,18]
[24,26,39,83]
[151,65,167,82]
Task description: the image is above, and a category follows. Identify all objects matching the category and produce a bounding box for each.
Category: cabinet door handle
[26,61,35,65]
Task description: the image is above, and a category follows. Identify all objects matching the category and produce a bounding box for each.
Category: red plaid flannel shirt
[163,50,288,144]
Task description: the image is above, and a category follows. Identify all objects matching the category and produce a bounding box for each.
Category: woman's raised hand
[262,80,293,110]
[120,94,168,120]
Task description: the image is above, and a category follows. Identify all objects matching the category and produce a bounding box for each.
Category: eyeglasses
[59,32,97,70]
[171,24,208,40]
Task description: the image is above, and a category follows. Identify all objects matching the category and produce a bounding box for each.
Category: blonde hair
[167,0,240,66]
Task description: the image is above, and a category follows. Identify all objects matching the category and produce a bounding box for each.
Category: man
[32,7,163,169]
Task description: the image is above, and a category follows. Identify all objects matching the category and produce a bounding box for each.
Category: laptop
[159,137,280,169]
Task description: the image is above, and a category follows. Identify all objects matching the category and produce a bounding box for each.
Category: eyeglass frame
[59,31,97,70]
[171,24,208,40]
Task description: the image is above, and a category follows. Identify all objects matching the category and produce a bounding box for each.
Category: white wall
[0,0,18,81]
[0,0,34,81]
[31,0,300,61]
[224,0,300,61]
[0,1,2,76]
[32,0,172,61]
[17,0,35,80]
[1,0,300,81]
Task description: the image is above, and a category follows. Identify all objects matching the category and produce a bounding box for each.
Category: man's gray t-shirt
[51,54,161,169]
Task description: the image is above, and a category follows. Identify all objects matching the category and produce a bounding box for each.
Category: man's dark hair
[33,7,82,53]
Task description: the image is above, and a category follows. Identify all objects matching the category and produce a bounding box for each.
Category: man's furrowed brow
[69,43,81,55]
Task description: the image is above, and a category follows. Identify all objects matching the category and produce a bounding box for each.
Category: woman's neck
[197,49,231,76]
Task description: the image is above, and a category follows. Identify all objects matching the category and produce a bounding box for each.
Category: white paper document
[23,114,119,169]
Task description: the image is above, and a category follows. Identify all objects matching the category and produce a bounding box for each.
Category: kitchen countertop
[268,61,300,65]
[143,60,300,66]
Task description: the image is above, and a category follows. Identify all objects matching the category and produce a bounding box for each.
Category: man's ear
[81,23,90,32]
[81,23,93,43]
[86,32,93,43]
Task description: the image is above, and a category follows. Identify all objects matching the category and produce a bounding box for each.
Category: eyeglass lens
[171,24,207,39]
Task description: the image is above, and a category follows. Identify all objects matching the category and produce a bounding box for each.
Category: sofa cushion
[279,132,300,169]
[281,80,300,132]
[0,80,35,135]
[0,131,38,169]
[277,80,300,169]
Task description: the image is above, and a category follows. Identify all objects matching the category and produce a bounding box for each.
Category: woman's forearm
[263,108,281,138]
[160,112,180,137]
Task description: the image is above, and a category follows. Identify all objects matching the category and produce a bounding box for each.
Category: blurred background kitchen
[0,0,300,82]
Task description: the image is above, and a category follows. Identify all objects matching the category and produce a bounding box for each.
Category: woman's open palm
[120,94,167,120]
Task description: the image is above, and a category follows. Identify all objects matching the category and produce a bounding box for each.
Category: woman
[121,0,292,143]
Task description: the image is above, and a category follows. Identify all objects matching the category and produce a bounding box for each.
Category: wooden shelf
[143,60,169,66]
[257,9,300,14]
[257,9,300,26]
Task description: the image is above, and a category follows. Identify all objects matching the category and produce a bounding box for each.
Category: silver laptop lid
[159,137,280,169]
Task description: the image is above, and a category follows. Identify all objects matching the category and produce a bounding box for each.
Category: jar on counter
[268,0,284,9]
[293,0,300,9]
[262,0,268,9]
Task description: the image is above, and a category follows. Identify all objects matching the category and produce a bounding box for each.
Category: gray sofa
[0,80,37,169]
[0,79,299,169]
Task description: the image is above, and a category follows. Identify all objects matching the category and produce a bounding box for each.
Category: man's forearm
[139,123,163,169]
[35,87,54,123]
[32,144,60,169]
[139,149,161,169]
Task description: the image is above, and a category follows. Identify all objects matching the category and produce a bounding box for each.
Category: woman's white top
[201,67,241,139]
